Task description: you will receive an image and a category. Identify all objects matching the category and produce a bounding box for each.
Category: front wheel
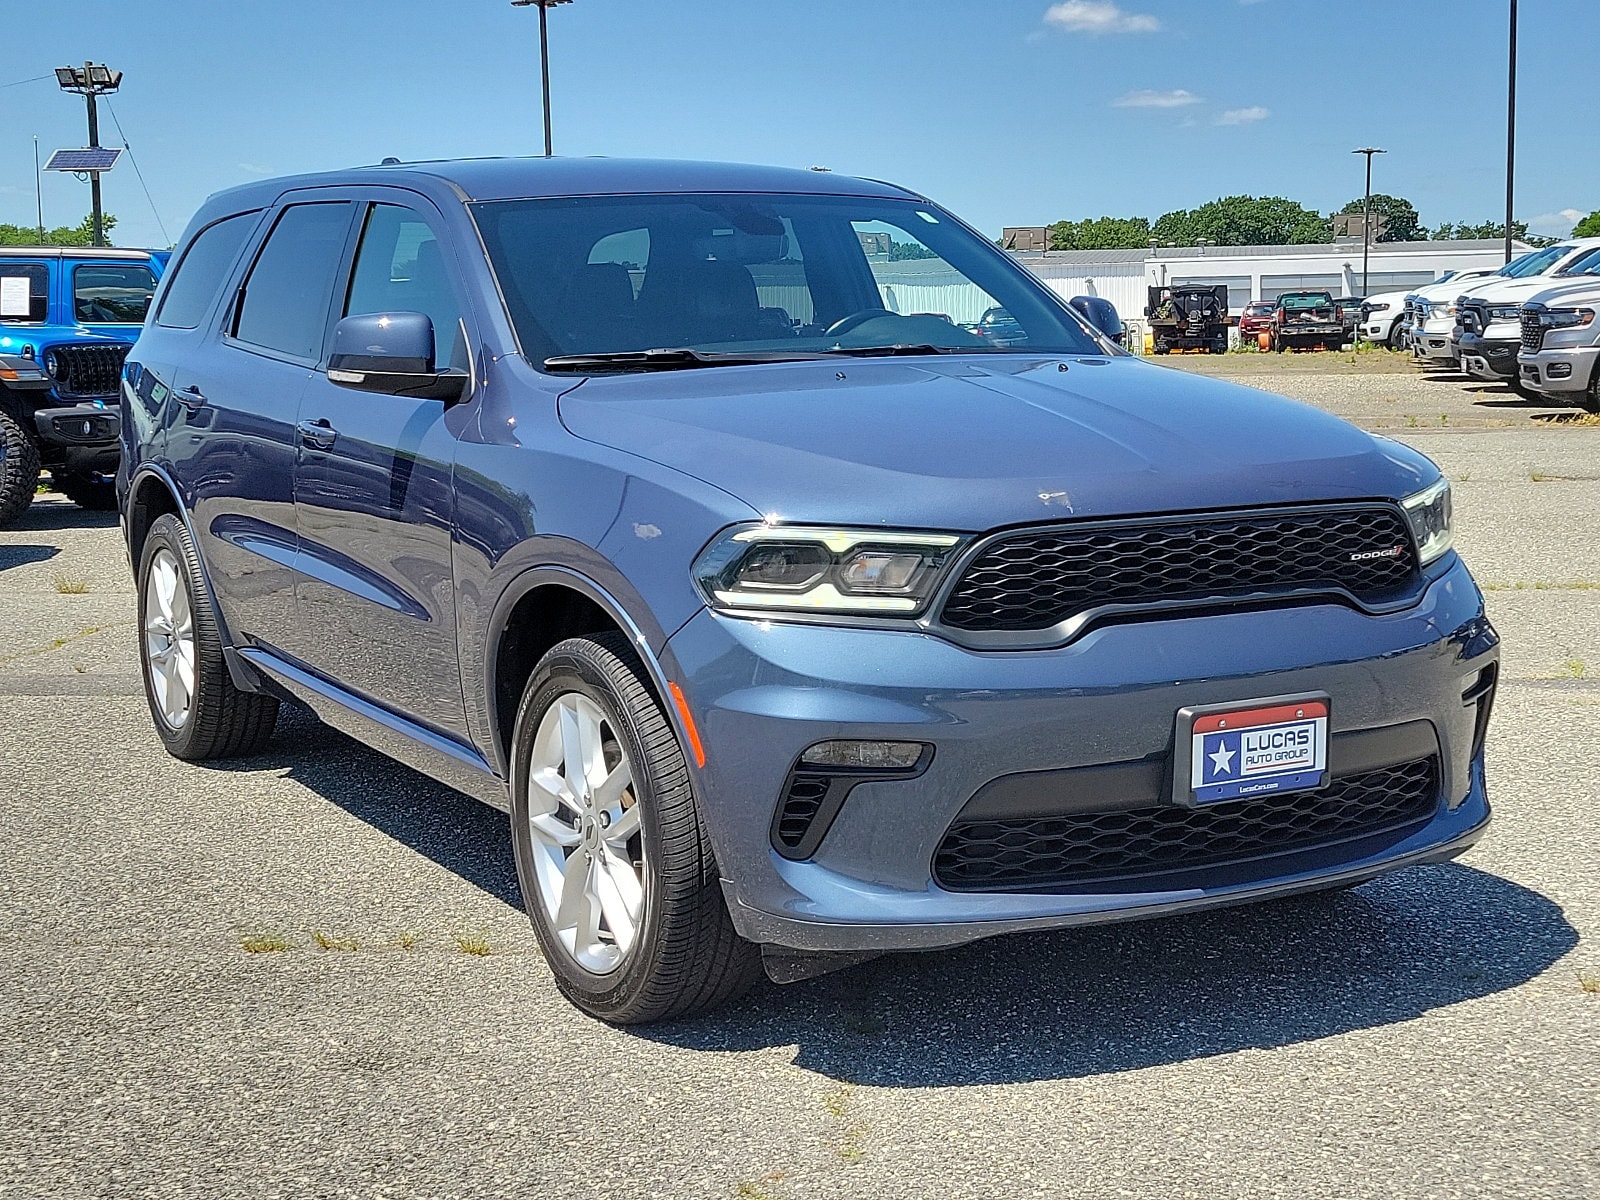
[1387,321,1407,351]
[137,513,279,759]
[0,405,41,527]
[1581,367,1600,414]
[509,633,760,1024]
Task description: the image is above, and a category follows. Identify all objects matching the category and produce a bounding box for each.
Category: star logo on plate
[1209,743,1236,776]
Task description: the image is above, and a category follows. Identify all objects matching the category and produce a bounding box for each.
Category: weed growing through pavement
[1557,660,1587,679]
[1578,972,1600,995]
[241,934,290,953]
[51,574,88,594]
[398,931,422,951]
[454,933,492,956]
[312,931,358,951]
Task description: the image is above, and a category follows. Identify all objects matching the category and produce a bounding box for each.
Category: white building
[1005,239,1528,320]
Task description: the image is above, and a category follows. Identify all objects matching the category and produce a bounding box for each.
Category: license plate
[1177,695,1330,805]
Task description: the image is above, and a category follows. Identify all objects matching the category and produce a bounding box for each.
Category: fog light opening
[1547,363,1573,379]
[799,740,926,771]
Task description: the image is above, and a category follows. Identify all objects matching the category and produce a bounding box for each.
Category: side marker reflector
[667,681,706,768]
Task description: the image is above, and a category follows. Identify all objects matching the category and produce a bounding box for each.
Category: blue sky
[3,0,1594,248]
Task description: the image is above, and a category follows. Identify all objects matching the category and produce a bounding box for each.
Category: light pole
[54,63,122,247]
[1352,147,1386,296]
[1504,0,1518,263]
[512,0,574,157]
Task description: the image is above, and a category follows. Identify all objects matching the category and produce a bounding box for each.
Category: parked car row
[1399,237,1600,412]
[1234,292,1363,352]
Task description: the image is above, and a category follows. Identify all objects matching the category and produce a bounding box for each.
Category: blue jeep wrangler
[0,246,165,524]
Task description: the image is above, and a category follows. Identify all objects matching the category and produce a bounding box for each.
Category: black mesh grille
[933,757,1438,892]
[939,507,1419,633]
[1520,311,1546,353]
[774,773,832,851]
[47,343,130,399]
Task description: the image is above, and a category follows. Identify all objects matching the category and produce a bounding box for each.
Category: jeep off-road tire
[53,469,118,511]
[509,632,761,1024]
[0,404,41,527]
[137,513,279,760]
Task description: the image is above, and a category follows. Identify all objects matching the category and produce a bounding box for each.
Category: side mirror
[327,312,467,402]
[1069,295,1125,340]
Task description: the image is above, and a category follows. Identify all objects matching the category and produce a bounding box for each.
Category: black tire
[52,469,118,511]
[509,632,760,1024]
[1581,367,1600,415]
[0,403,41,527]
[1212,335,1228,355]
[136,513,279,760]
[1153,337,1170,355]
[1386,320,1406,351]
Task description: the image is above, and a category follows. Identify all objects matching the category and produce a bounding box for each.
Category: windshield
[1555,245,1600,276]
[1500,245,1570,278]
[471,193,1103,366]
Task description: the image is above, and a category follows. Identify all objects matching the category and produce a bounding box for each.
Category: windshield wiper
[543,348,831,372]
[821,343,953,358]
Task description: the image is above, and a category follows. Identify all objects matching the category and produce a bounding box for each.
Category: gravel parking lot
[2,363,1596,1199]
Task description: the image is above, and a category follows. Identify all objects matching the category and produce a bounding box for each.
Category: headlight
[1488,305,1521,321]
[1367,302,1390,313]
[1543,307,1595,329]
[694,525,965,615]
[1401,478,1453,566]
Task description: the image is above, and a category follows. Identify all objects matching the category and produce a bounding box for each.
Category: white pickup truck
[1455,238,1600,387]
[1516,275,1600,412]
[1407,270,1500,367]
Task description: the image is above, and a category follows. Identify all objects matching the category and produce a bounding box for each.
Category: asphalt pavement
[1,365,1596,1199]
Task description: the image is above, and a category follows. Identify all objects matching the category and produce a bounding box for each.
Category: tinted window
[73,264,158,324]
[0,262,48,323]
[234,203,353,359]
[473,194,1100,364]
[155,213,258,329]
[344,204,466,370]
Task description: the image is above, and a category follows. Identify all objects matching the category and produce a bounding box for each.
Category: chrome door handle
[296,418,338,449]
[177,386,206,410]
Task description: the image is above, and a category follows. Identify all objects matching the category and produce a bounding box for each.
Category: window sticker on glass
[1,276,31,317]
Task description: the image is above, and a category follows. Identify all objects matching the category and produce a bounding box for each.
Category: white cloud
[1527,208,1585,236]
[236,162,275,177]
[1114,89,1203,108]
[1216,106,1270,125]
[1044,1,1161,34]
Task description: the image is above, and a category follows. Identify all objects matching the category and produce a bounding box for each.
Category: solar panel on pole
[44,147,123,172]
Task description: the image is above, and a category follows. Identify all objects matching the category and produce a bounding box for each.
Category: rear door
[282,194,476,739]
[166,199,358,649]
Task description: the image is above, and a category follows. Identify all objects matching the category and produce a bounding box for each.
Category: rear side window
[0,262,48,323]
[155,213,258,329]
[74,264,158,324]
[233,202,353,360]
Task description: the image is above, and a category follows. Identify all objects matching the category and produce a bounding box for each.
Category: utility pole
[33,138,45,245]
[1353,148,1386,296]
[53,63,122,247]
[512,0,575,157]
[1505,0,1518,264]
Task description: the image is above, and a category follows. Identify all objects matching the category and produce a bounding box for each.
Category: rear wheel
[137,513,279,759]
[0,405,41,527]
[52,469,117,511]
[1580,366,1600,414]
[1152,336,1170,355]
[509,632,760,1024]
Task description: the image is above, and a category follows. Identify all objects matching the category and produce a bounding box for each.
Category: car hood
[556,356,1436,531]
[1523,279,1600,308]
[1461,275,1600,304]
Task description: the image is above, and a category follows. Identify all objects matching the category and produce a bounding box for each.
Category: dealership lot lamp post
[1352,147,1385,297]
[512,0,573,157]
[1505,0,1518,264]
[54,63,122,247]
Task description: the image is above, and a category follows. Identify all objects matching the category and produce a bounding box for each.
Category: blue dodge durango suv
[119,158,1497,1023]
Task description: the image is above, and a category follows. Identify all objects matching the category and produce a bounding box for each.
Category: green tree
[1152,196,1330,246]
[1047,215,1152,250]
[1430,218,1555,247]
[1571,210,1600,238]
[1336,193,1424,242]
[0,213,117,247]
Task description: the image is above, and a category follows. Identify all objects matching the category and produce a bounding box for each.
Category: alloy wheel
[524,691,646,975]
[143,547,196,728]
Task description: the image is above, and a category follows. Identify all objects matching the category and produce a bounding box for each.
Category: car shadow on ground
[0,545,60,571]
[208,707,1574,1088]
[9,497,119,532]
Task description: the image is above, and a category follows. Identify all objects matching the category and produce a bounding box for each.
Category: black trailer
[1146,284,1230,355]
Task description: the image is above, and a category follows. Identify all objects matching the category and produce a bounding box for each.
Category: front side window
[472,193,1102,367]
[233,202,353,360]
[156,212,259,330]
[0,263,48,324]
[73,264,158,324]
[344,204,466,370]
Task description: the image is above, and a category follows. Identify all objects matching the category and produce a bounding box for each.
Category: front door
[286,199,475,739]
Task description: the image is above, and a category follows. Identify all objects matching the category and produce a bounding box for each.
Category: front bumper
[31,401,121,473]
[666,556,1498,953]
[1413,322,1458,364]
[1518,345,1599,395]
[1457,332,1519,380]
